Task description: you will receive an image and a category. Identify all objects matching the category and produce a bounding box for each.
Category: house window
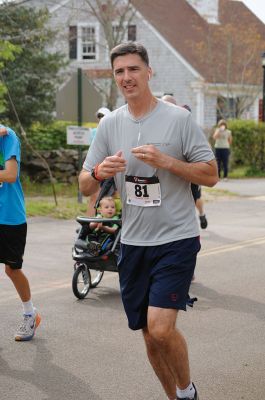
[217,96,239,121]
[68,24,98,61]
[80,26,97,60]
[112,24,137,42]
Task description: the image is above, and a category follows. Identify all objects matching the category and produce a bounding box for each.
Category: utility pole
[262,53,265,122]
[77,67,83,203]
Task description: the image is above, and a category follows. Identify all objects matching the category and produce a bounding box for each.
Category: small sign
[66,126,91,145]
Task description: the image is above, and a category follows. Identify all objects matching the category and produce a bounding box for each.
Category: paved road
[216,177,265,197]
[0,179,265,400]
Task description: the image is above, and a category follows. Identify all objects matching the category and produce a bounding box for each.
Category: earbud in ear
[148,73,151,81]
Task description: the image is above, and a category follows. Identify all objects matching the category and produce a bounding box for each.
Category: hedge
[227,120,265,174]
[18,119,265,175]
[21,120,97,151]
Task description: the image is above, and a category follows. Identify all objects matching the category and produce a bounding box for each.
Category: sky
[0,0,265,24]
[240,0,265,23]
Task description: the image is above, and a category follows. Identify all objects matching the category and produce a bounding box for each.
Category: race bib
[125,175,161,207]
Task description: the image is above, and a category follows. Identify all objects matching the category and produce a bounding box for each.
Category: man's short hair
[110,42,149,68]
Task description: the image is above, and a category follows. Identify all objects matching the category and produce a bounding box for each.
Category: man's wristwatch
[91,164,104,182]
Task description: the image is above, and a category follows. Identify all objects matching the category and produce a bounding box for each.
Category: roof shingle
[132,0,265,85]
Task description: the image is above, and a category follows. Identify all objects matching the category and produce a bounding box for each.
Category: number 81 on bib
[125,175,161,207]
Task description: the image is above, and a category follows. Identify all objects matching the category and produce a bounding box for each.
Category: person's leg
[222,149,230,178]
[5,264,41,341]
[191,185,207,230]
[195,197,204,216]
[220,148,228,179]
[143,238,200,399]
[196,198,207,229]
[2,223,41,341]
[5,265,31,302]
[143,307,193,400]
[215,149,222,178]
[3,223,31,303]
[119,240,199,399]
[142,325,177,400]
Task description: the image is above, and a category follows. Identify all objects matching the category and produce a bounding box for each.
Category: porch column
[191,81,205,127]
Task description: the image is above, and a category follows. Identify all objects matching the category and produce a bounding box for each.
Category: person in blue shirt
[0,124,41,341]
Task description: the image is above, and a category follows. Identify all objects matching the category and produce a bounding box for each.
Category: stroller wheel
[72,264,91,299]
[90,270,104,288]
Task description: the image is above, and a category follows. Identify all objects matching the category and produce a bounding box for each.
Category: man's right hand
[97,150,127,180]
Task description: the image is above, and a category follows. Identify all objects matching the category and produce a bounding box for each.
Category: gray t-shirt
[83,99,215,246]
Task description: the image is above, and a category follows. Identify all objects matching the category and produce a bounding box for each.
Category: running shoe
[177,383,199,400]
[199,215,208,229]
[15,312,41,341]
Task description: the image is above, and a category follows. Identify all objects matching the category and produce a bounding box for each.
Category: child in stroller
[75,195,119,256]
[72,178,121,299]
[89,196,119,234]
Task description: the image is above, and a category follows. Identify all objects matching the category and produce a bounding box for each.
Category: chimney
[186,0,219,24]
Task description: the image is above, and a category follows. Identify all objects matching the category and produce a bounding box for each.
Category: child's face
[100,200,116,218]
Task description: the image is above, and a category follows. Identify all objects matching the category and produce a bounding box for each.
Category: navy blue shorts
[118,237,201,330]
[0,223,27,269]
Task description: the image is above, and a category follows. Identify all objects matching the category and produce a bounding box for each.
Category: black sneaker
[199,215,208,229]
[177,383,199,400]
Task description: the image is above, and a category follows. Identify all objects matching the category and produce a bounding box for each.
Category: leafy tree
[0,3,67,127]
[191,19,265,119]
[83,0,136,109]
[0,39,20,113]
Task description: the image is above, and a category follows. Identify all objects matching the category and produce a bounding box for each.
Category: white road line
[199,236,265,257]
[251,196,265,201]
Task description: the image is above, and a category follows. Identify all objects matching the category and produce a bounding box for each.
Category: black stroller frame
[72,179,121,299]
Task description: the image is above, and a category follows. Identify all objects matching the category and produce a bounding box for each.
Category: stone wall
[21,148,87,183]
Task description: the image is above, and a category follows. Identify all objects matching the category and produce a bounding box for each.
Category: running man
[79,42,218,400]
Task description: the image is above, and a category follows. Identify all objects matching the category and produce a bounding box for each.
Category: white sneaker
[15,312,41,341]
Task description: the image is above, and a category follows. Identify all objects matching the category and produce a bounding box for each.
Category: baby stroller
[72,178,121,299]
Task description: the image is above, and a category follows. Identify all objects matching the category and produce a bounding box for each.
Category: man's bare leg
[143,306,191,399]
[143,327,177,399]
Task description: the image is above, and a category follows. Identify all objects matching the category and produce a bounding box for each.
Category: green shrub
[227,120,265,174]
[26,121,69,149]
[20,120,97,151]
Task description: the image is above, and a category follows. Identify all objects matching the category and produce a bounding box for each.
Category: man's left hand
[131,144,170,170]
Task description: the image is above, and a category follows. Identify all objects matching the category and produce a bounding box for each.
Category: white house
[24,0,265,128]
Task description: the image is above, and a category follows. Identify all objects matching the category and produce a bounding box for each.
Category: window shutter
[69,26,77,59]
[128,25,136,41]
